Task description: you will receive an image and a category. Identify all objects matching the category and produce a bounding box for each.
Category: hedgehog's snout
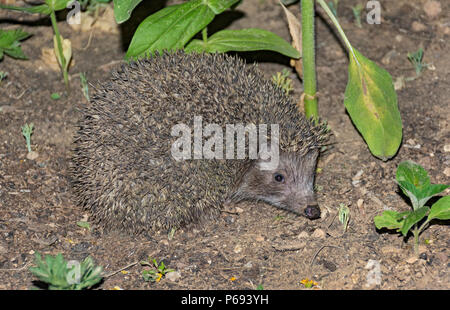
[304,204,321,220]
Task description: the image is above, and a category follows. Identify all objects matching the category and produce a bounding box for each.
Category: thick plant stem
[50,10,69,90]
[301,0,318,121]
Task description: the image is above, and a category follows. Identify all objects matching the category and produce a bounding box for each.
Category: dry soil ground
[0,0,449,290]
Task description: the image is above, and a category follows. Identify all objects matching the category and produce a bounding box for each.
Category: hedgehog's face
[229,150,320,220]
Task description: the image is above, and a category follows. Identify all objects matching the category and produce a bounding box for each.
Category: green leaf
[400,206,429,236]
[51,92,61,100]
[428,196,450,221]
[396,161,449,209]
[45,0,72,11]
[185,28,300,59]
[0,0,73,15]
[421,184,450,201]
[344,48,402,161]
[0,3,51,14]
[0,29,31,60]
[126,0,215,59]
[396,161,430,191]
[374,210,406,230]
[113,0,142,23]
[206,0,240,14]
[76,221,91,230]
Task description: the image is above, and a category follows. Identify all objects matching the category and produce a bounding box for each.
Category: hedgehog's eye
[274,173,285,183]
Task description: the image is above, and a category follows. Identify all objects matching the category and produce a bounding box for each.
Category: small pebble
[406,256,418,264]
[357,199,364,209]
[444,167,450,177]
[26,151,39,160]
[423,0,442,18]
[297,231,309,239]
[311,228,326,239]
[165,271,181,282]
[412,21,426,32]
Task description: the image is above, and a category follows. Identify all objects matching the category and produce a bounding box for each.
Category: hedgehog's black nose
[304,204,321,220]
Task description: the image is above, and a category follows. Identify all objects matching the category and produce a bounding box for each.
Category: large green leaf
[400,206,429,236]
[113,0,143,24]
[373,210,406,230]
[185,28,300,59]
[428,196,450,221]
[344,48,402,161]
[126,0,216,59]
[0,29,31,60]
[396,161,449,209]
[45,0,72,11]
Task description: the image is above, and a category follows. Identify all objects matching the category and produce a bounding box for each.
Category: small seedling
[79,72,90,102]
[300,278,319,289]
[407,48,428,77]
[0,28,31,61]
[29,252,103,290]
[140,257,174,282]
[272,69,294,95]
[21,123,34,153]
[50,92,61,100]
[374,161,449,257]
[273,214,285,221]
[168,227,176,240]
[352,4,363,28]
[76,221,91,230]
[0,71,8,84]
[338,203,350,232]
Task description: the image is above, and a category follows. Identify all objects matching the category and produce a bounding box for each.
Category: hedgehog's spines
[71,51,328,234]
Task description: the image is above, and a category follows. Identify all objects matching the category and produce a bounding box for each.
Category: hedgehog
[71,51,328,234]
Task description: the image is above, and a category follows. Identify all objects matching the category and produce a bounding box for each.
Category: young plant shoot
[374,161,449,257]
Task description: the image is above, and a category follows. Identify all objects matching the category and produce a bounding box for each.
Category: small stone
[444,167,450,177]
[311,228,326,239]
[357,199,364,209]
[406,256,418,264]
[165,271,181,282]
[298,231,309,239]
[412,21,426,32]
[423,1,442,18]
[321,260,337,272]
[233,244,242,254]
[26,151,39,160]
[444,144,450,152]
[352,169,364,180]
[419,253,428,261]
[406,138,416,145]
[394,76,405,91]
